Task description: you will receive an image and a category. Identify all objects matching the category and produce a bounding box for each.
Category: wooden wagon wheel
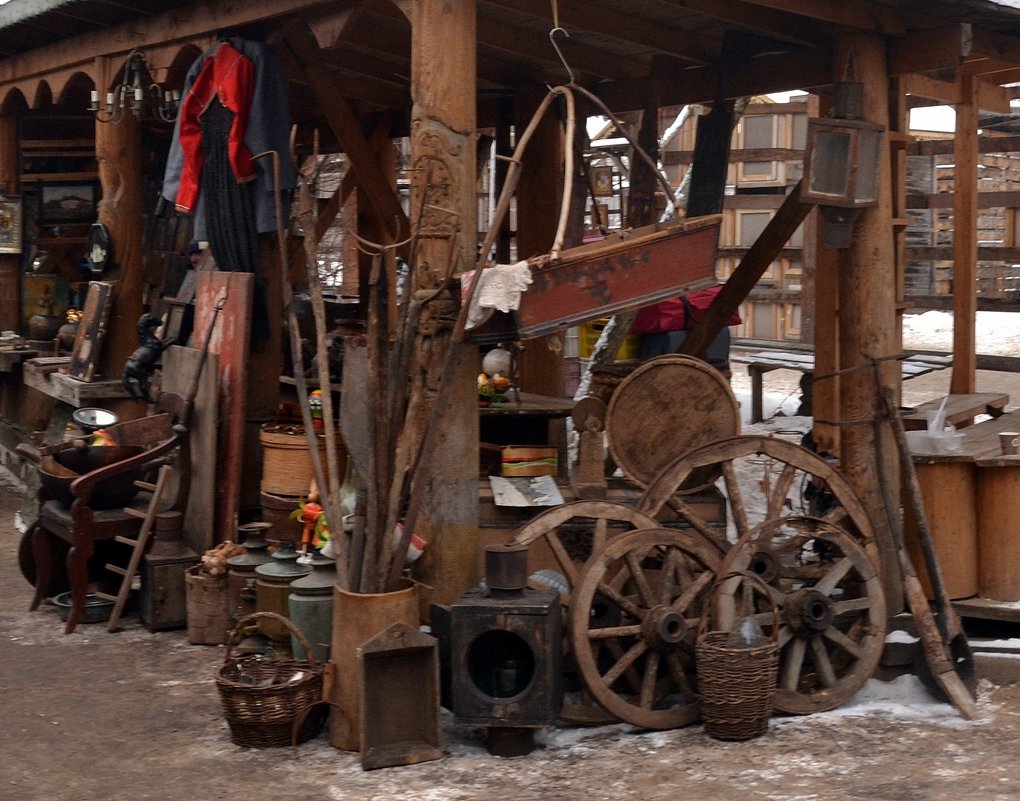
[637,435,878,554]
[569,527,722,729]
[712,516,887,714]
[511,500,661,724]
[606,354,740,493]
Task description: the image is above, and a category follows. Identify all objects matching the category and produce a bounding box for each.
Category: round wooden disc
[606,354,740,489]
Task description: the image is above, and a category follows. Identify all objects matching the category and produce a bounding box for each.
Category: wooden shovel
[876,382,977,719]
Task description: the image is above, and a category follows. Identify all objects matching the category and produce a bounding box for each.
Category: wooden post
[833,35,902,612]
[0,113,20,331]
[950,74,978,393]
[515,84,564,397]
[95,112,145,385]
[408,0,478,608]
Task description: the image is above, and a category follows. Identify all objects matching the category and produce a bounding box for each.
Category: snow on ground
[903,310,1020,357]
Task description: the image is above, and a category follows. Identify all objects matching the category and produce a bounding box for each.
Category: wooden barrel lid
[606,354,740,491]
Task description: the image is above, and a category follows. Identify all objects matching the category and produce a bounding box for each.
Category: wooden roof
[0,0,1017,129]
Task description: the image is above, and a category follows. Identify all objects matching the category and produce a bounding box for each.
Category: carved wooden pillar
[409,0,478,608]
[833,35,901,610]
[94,112,144,385]
[0,113,20,331]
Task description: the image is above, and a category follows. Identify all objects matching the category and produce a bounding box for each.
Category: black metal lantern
[451,544,562,756]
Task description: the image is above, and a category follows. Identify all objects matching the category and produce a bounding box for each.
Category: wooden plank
[910,134,1020,157]
[902,392,1009,432]
[975,461,1020,601]
[193,271,252,542]
[905,191,1020,210]
[953,596,1020,623]
[161,344,219,554]
[951,75,979,394]
[515,216,721,338]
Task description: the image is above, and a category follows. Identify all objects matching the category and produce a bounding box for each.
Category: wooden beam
[475,16,646,81]
[664,146,803,165]
[906,192,1020,211]
[278,21,408,242]
[661,0,838,47]
[910,135,1020,157]
[887,24,973,76]
[483,0,715,65]
[599,47,832,111]
[900,71,1012,113]
[678,180,812,359]
[735,0,913,36]
[951,76,978,394]
[0,0,340,87]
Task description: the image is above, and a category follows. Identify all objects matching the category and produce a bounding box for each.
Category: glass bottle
[726,578,767,647]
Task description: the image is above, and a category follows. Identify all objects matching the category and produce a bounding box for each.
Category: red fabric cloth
[631,285,741,334]
[174,42,256,214]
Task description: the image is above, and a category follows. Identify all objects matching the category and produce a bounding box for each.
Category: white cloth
[462,261,533,330]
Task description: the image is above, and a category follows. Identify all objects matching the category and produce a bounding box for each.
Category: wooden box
[501,445,557,477]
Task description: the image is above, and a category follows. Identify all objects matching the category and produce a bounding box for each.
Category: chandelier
[89,49,180,124]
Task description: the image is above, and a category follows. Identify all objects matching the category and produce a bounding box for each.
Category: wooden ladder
[95,463,173,632]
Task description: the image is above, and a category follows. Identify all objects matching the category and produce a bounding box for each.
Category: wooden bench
[735,350,953,424]
[901,392,1009,431]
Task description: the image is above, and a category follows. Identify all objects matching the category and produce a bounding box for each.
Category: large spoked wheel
[637,435,877,554]
[570,527,722,730]
[713,516,887,714]
[511,500,661,724]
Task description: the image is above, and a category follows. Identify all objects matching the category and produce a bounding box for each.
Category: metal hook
[549,27,574,85]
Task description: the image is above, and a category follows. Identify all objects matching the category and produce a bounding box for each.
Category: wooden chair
[27,392,192,634]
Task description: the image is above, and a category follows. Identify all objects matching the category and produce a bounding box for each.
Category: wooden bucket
[259,491,304,543]
[328,580,420,752]
[185,566,233,645]
[259,425,346,497]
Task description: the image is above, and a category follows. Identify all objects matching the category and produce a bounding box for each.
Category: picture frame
[592,166,615,198]
[0,196,23,253]
[69,281,114,381]
[39,182,97,225]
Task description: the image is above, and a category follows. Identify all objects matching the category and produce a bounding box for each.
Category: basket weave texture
[215,612,324,748]
[696,572,779,741]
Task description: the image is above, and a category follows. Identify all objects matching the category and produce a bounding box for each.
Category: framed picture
[39,182,97,224]
[0,197,22,253]
[69,281,114,381]
[592,166,615,198]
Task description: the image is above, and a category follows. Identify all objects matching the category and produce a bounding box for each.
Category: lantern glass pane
[855,130,882,204]
[808,130,852,199]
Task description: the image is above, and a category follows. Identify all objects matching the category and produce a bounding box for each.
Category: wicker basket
[215,612,325,748]
[696,572,779,741]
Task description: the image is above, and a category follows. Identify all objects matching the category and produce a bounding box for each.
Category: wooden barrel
[904,461,978,600]
[185,566,233,645]
[328,580,419,751]
[976,458,1020,601]
[259,425,346,497]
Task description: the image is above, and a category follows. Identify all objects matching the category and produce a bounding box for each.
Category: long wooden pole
[950,74,978,394]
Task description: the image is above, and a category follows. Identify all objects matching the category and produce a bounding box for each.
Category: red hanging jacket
[174,42,257,215]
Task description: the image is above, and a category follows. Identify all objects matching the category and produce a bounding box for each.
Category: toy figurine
[122,312,175,401]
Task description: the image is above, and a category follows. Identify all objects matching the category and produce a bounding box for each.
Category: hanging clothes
[162,37,296,239]
[173,41,256,216]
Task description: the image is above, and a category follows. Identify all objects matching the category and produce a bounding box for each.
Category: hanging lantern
[801,83,885,247]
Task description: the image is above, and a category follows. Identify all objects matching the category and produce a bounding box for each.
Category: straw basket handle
[222,611,320,673]
[698,570,780,642]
